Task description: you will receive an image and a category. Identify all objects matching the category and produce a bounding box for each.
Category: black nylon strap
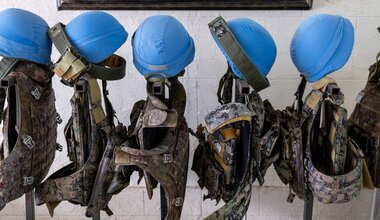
[216,66,234,105]
[102,80,115,128]
[296,76,307,114]
[209,16,270,92]
[88,56,126,81]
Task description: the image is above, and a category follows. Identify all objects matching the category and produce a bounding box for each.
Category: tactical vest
[35,21,128,217]
[192,68,279,219]
[275,77,366,203]
[349,52,380,188]
[273,106,307,201]
[114,77,189,220]
[192,103,252,204]
[0,59,57,210]
[35,77,109,214]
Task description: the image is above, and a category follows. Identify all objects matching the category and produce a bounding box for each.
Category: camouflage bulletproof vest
[192,103,252,204]
[114,77,189,220]
[275,77,364,204]
[192,77,280,220]
[0,59,57,210]
[273,106,307,202]
[349,54,380,188]
[35,76,124,216]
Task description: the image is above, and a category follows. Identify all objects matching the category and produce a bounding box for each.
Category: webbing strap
[326,101,348,175]
[0,57,18,79]
[102,80,115,128]
[217,66,234,105]
[88,56,126,81]
[49,23,126,84]
[49,23,74,54]
[88,78,108,127]
[209,16,270,92]
[303,77,342,117]
[311,76,337,91]
[295,76,307,114]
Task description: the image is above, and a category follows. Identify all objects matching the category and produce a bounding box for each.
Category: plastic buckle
[22,135,35,150]
[326,84,344,105]
[56,113,63,124]
[173,197,183,207]
[31,88,41,100]
[56,143,63,152]
[163,154,173,164]
[23,176,34,186]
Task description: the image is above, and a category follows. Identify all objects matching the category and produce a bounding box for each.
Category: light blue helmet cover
[212,18,277,80]
[0,8,52,64]
[65,11,128,64]
[132,15,195,78]
[290,14,354,83]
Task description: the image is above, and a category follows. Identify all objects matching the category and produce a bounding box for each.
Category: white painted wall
[0,0,379,219]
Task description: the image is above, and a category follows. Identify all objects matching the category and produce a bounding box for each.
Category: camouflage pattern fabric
[306,139,362,203]
[35,76,122,216]
[204,102,251,133]
[273,106,308,202]
[192,103,252,206]
[85,122,129,217]
[107,101,146,196]
[192,88,280,219]
[114,77,189,220]
[0,61,57,210]
[303,79,363,204]
[275,77,365,204]
[349,54,380,187]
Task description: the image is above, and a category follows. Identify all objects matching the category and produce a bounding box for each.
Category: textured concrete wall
[0,0,379,219]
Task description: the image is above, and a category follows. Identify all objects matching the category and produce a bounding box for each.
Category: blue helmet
[0,8,52,64]
[132,15,195,78]
[290,14,354,83]
[212,18,277,80]
[65,11,128,64]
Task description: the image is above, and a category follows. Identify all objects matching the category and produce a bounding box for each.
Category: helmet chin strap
[48,22,126,85]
